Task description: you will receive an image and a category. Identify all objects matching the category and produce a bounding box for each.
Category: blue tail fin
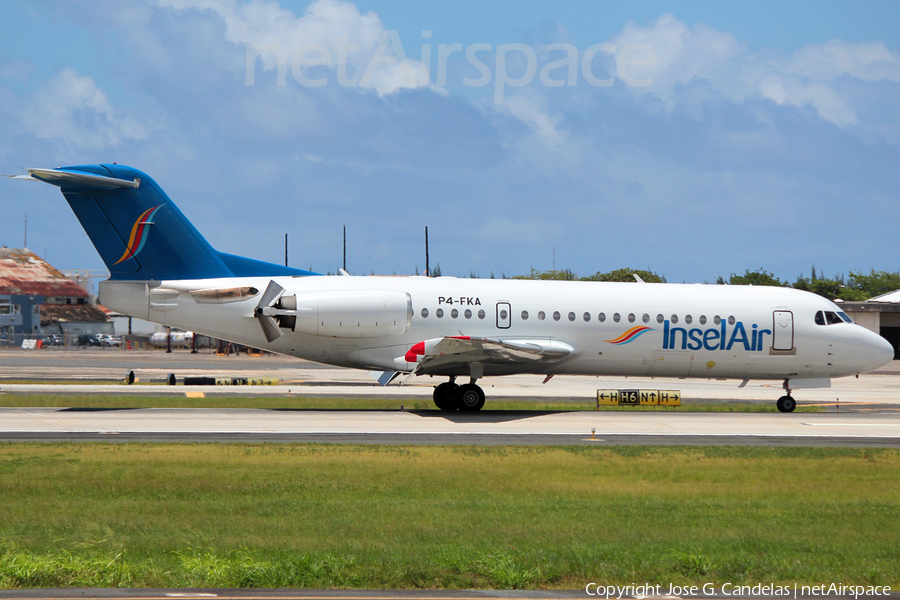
[28,164,315,281]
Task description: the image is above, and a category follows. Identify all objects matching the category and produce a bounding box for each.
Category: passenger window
[465,309,472,319]
[657,314,664,324]
[553,311,561,321]
[685,315,692,325]
[583,312,591,322]
[436,308,444,318]
[815,311,826,326]
[642,313,650,323]
[478,309,485,319]
[451,309,459,319]
[499,309,508,320]
[670,314,678,324]
[598,313,606,322]
[568,312,576,322]
[628,313,635,323]
[699,315,707,325]
[613,313,621,323]
[421,308,429,318]
[538,311,546,321]
[714,315,721,325]
[728,315,735,325]
[521,310,529,320]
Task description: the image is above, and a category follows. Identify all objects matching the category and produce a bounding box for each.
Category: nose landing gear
[776,383,796,413]
[433,377,486,411]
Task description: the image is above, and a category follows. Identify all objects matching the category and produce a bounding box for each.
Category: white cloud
[19,68,148,151]
[154,0,428,95]
[501,95,565,148]
[609,14,900,128]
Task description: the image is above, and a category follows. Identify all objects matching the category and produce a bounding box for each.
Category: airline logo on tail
[114,205,163,265]
[605,326,655,344]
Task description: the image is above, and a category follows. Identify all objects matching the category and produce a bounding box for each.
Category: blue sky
[1,0,899,283]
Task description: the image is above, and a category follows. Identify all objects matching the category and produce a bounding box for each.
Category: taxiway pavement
[2,349,899,446]
[1,407,898,446]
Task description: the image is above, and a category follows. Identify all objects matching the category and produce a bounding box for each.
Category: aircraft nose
[870,332,895,370]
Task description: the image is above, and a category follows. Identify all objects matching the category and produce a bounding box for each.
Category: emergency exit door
[496,302,511,329]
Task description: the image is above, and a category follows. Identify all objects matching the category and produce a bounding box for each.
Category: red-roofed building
[0,247,112,342]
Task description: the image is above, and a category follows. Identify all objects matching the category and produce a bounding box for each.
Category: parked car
[95,334,122,347]
[76,334,102,347]
[40,334,64,346]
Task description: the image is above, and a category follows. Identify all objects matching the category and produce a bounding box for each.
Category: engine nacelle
[288,290,412,338]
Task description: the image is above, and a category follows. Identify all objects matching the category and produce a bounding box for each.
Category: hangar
[840,296,900,360]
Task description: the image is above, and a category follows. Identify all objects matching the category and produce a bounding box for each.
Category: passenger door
[772,310,794,351]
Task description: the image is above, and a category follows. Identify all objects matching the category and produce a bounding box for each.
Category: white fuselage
[100,276,894,384]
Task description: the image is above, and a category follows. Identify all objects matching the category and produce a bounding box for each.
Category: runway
[1,406,898,446]
[2,349,899,446]
[3,348,900,404]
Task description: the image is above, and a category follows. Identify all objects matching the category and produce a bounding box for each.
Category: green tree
[582,268,665,283]
[794,271,870,301]
[513,268,578,280]
[728,268,787,287]
[847,269,900,298]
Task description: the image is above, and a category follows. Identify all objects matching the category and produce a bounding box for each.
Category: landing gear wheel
[776,395,796,413]
[457,383,486,412]
[433,382,459,410]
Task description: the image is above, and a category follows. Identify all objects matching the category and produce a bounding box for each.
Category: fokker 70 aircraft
[17,164,894,412]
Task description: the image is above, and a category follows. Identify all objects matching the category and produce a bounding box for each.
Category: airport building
[840,296,900,359]
[0,247,112,343]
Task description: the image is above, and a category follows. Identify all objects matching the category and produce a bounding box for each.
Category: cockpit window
[825,311,844,324]
[817,310,849,325]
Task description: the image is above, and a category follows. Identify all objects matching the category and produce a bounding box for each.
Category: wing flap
[403,336,574,373]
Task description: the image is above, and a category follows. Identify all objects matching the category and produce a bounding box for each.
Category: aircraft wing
[402,335,574,375]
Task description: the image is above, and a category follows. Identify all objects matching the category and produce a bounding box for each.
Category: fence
[0,332,218,352]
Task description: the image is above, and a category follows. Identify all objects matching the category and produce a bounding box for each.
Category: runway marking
[801,423,900,427]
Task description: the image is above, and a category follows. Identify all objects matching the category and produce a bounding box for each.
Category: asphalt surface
[0,407,898,446]
[1,349,899,446]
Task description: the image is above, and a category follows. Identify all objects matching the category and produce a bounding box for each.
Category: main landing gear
[433,377,486,412]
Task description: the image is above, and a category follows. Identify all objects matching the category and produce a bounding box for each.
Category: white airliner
[16,165,895,412]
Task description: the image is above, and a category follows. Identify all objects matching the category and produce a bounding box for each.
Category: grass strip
[0,443,895,589]
[0,394,821,411]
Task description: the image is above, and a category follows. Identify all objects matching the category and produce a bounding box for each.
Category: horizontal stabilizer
[18,168,140,190]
